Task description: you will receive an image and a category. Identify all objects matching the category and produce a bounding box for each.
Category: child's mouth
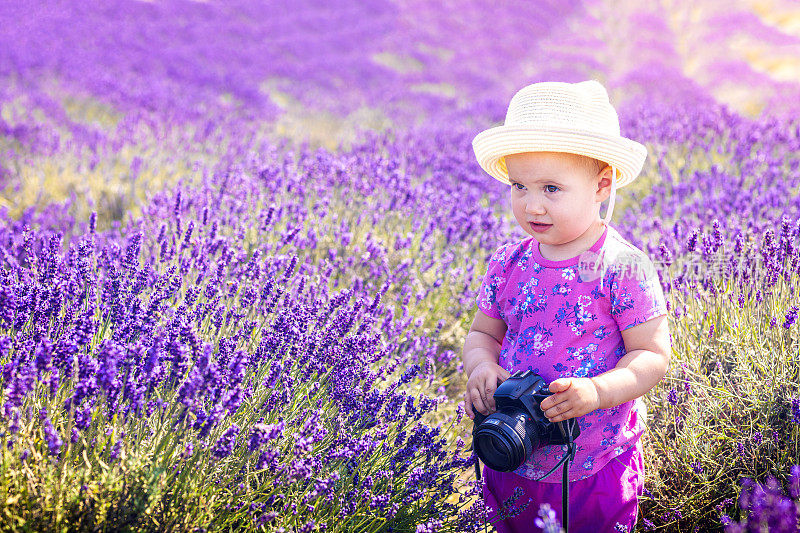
[530,222,552,232]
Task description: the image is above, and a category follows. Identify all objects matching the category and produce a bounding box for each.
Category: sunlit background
[3,1,800,531]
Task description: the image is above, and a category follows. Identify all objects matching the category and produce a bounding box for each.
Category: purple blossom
[783,306,799,329]
[534,503,562,532]
[726,471,799,532]
[6,360,36,408]
[248,421,284,453]
[687,229,700,252]
[712,219,723,251]
[791,465,800,499]
[34,339,53,372]
[212,425,240,459]
[196,404,225,439]
[43,418,63,457]
[6,407,20,434]
[667,388,678,406]
[110,439,123,462]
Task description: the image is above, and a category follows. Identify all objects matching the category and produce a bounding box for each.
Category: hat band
[474,129,645,189]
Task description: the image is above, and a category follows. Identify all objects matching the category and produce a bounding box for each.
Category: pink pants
[482,440,644,533]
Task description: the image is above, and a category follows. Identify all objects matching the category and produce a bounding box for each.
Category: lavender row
[0,206,492,528]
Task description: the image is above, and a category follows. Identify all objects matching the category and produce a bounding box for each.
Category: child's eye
[545,185,559,193]
[512,183,525,191]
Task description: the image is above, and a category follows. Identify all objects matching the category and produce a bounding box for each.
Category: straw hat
[472,80,648,224]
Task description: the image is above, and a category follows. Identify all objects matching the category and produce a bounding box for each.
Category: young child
[462,80,672,533]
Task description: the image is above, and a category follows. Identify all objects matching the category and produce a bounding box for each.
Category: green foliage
[639,252,800,530]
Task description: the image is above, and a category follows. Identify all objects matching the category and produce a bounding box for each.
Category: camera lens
[474,410,539,472]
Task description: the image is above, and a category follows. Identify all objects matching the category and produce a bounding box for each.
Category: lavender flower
[783,306,799,329]
[110,439,123,462]
[212,424,240,459]
[534,503,563,533]
[725,471,799,532]
[43,418,63,457]
[687,229,700,252]
[658,242,673,267]
[791,465,800,499]
[248,421,285,453]
[667,388,678,406]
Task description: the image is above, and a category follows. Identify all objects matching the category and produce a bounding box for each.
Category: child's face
[505,151,613,253]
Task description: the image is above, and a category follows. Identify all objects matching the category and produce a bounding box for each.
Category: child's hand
[540,377,601,423]
[463,362,511,420]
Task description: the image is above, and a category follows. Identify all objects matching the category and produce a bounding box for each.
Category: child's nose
[525,200,545,215]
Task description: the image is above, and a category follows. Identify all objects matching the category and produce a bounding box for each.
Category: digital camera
[471,370,581,472]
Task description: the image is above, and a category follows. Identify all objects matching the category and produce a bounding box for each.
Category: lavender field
[3,1,800,531]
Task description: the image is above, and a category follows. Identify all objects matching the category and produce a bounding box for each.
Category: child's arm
[461,309,511,419]
[590,314,671,409]
[541,315,671,423]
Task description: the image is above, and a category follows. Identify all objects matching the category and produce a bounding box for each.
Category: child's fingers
[484,382,498,412]
[549,378,572,393]
[469,386,490,416]
[462,397,475,419]
[479,375,499,413]
[548,407,577,423]
[549,398,596,422]
[543,401,564,420]
[541,393,569,416]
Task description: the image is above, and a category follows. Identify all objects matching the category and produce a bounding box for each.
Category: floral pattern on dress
[474,226,668,482]
[553,294,596,337]
[509,278,548,321]
[517,245,534,272]
[512,323,555,366]
[477,272,506,319]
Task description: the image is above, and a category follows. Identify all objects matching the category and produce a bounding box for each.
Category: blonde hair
[583,155,607,176]
[506,151,608,178]
[558,152,607,177]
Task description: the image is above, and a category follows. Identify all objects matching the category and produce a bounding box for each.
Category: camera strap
[530,442,574,532]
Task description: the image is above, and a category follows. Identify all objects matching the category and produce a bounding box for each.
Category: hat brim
[472,125,647,188]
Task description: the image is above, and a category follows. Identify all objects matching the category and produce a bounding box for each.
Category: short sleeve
[608,250,668,331]
[475,244,509,320]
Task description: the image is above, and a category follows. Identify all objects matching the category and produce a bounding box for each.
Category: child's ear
[595,166,614,200]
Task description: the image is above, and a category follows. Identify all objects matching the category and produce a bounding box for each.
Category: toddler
[463,80,672,532]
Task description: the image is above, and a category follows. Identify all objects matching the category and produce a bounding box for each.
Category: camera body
[471,370,581,472]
